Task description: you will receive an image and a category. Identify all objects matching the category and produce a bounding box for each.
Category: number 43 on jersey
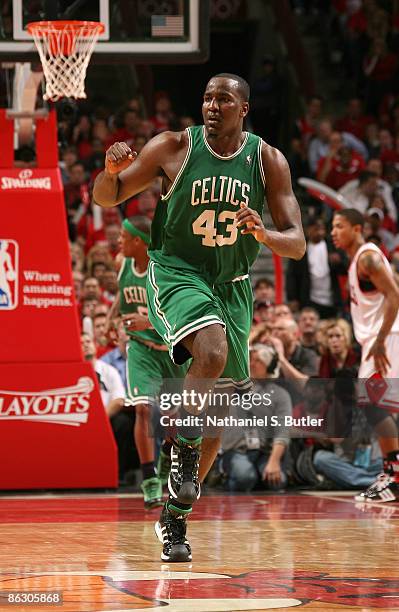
[192,210,238,247]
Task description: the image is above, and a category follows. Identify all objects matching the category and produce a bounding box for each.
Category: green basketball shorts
[147,259,253,389]
[126,338,187,405]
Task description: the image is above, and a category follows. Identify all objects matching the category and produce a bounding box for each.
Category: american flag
[151,15,184,37]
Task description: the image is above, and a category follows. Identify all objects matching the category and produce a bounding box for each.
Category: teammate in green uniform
[116,215,184,508]
[94,73,305,562]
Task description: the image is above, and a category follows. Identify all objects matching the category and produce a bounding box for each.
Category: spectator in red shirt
[308,118,368,174]
[335,97,374,141]
[106,108,140,149]
[319,146,366,190]
[317,132,365,190]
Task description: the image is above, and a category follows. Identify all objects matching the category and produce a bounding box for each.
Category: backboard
[0,0,209,64]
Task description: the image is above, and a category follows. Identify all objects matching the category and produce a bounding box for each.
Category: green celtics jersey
[149,125,265,284]
[118,257,163,344]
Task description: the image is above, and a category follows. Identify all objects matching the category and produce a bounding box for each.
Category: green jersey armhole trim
[202,125,249,160]
[161,128,193,201]
[117,257,127,281]
[131,258,147,278]
[258,139,266,187]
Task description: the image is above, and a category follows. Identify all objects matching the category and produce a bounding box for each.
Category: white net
[27,21,104,101]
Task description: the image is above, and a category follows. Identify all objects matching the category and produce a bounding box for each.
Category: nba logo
[0,239,18,310]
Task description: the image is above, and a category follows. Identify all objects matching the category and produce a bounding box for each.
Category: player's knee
[198,342,228,377]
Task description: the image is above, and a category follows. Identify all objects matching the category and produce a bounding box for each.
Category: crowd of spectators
[53,0,398,492]
[227,0,399,495]
[289,2,399,231]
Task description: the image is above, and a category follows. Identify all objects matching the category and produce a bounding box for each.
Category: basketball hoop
[27,21,105,101]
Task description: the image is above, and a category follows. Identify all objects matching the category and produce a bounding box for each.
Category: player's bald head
[207,73,250,102]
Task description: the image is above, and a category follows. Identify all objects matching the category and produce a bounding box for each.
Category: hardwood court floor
[0,491,399,611]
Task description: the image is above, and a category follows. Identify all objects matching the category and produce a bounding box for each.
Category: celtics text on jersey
[149,125,266,285]
[118,257,164,344]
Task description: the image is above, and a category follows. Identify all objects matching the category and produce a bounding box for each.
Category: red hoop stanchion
[0,22,118,488]
[27,20,104,101]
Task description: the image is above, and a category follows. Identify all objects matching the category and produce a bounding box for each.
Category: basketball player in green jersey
[94,73,305,562]
[116,215,185,509]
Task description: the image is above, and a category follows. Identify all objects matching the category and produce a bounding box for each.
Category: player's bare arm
[236,143,305,260]
[93,131,189,207]
[358,250,399,375]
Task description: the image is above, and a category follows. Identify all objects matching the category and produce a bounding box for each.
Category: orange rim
[27,20,105,36]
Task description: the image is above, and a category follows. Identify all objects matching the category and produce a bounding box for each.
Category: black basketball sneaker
[155,505,192,562]
[168,435,201,505]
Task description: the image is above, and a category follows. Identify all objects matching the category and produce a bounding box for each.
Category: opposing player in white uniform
[332,208,399,502]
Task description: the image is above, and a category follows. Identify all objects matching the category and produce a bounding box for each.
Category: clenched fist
[105,142,137,175]
[236,202,267,243]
